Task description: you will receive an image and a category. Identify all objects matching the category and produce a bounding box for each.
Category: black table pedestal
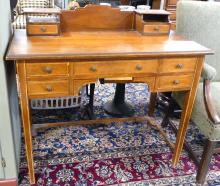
[104,83,134,117]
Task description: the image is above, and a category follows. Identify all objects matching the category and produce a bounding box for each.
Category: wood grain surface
[60,5,134,32]
[6,30,212,60]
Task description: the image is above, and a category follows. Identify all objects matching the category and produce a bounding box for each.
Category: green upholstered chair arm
[203,79,220,125]
[202,63,217,81]
[173,81,220,140]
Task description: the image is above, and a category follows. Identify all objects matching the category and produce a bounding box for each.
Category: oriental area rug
[19,83,220,186]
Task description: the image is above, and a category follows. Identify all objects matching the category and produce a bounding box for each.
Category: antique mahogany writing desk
[6,5,212,184]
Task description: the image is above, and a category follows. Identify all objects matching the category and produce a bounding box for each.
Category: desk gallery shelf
[23,6,171,36]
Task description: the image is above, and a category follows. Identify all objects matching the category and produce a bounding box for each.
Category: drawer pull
[176,64,183,69]
[136,64,143,71]
[153,26,160,32]
[46,85,53,92]
[173,80,180,85]
[40,27,47,33]
[43,66,52,74]
[90,66,97,72]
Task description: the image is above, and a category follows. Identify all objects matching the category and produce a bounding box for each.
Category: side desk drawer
[26,63,69,77]
[73,60,158,77]
[159,58,197,73]
[156,74,194,91]
[27,80,69,97]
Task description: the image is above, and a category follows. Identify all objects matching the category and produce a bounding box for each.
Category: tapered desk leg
[172,57,204,166]
[17,62,35,184]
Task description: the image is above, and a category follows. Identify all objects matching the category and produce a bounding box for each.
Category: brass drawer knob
[176,64,183,69]
[46,85,53,92]
[173,80,180,85]
[40,27,47,33]
[153,26,160,32]
[136,64,143,71]
[90,66,97,72]
[43,66,52,74]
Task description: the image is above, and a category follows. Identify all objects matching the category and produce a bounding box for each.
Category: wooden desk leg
[17,62,35,184]
[172,57,204,166]
[148,92,157,117]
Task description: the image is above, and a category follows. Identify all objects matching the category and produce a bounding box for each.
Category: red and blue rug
[19,83,220,185]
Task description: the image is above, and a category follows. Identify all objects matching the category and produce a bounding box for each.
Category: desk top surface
[6,29,212,61]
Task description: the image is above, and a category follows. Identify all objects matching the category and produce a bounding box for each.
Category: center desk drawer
[73,60,158,77]
[27,80,69,97]
[26,62,69,77]
[159,57,197,73]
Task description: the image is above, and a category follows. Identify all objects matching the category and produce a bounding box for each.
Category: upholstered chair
[12,0,56,30]
[161,1,220,185]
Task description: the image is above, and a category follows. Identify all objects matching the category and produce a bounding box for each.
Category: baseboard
[0,179,17,186]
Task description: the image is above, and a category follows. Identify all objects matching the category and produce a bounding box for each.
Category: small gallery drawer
[159,58,197,73]
[26,62,69,77]
[167,0,177,6]
[27,80,69,97]
[73,60,158,77]
[27,24,59,36]
[170,22,176,30]
[169,11,176,21]
[143,23,170,35]
[156,74,194,91]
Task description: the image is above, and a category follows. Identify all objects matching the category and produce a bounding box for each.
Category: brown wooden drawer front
[159,58,197,73]
[143,23,170,35]
[27,80,69,97]
[27,24,59,35]
[156,74,194,91]
[26,63,69,77]
[73,60,158,77]
[167,0,177,6]
[170,22,176,30]
[170,11,176,21]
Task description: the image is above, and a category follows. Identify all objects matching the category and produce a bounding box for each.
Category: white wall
[0,0,21,180]
[0,142,4,179]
